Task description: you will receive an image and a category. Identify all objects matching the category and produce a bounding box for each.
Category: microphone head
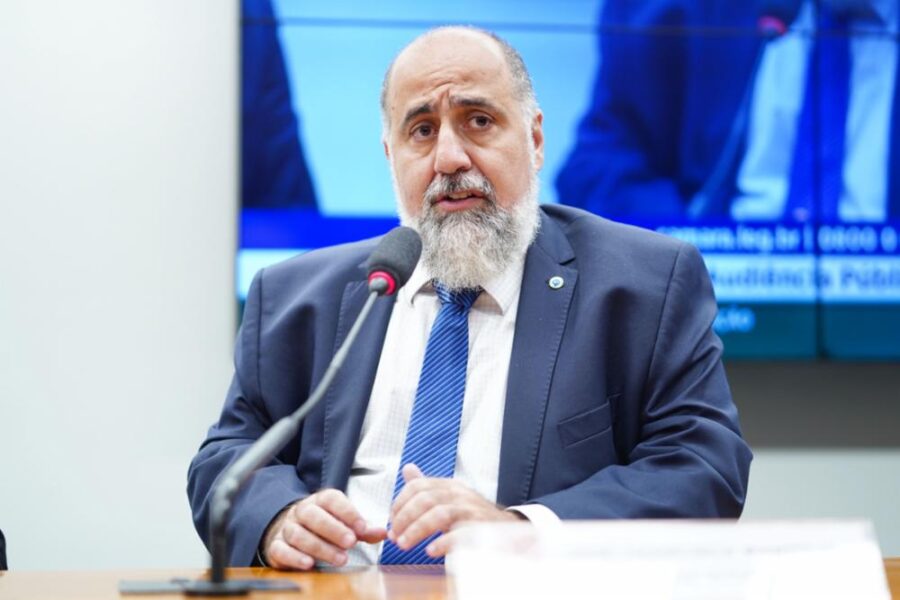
[365,226,422,296]
[757,0,803,36]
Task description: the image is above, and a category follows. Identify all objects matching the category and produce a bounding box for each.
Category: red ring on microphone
[368,270,396,296]
[758,16,787,36]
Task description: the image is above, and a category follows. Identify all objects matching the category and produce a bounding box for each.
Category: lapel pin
[548,276,565,290]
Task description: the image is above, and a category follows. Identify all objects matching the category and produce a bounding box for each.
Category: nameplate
[448,520,890,599]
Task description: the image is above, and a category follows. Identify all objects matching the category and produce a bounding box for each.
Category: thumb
[401,463,424,483]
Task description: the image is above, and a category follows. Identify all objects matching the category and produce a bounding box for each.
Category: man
[555,1,760,221]
[188,26,751,569]
[556,0,899,223]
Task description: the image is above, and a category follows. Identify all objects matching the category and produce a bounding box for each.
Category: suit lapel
[496,213,577,506]
[321,276,395,491]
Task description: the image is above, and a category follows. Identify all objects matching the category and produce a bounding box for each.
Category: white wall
[0,0,237,569]
[730,363,900,557]
[745,450,900,556]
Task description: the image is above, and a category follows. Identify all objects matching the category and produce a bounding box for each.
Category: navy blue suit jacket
[188,205,752,565]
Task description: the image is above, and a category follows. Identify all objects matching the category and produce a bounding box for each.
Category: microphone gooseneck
[200,227,422,594]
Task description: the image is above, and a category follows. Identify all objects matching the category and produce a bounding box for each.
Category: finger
[425,528,460,559]
[390,486,443,541]
[358,524,388,544]
[282,521,348,567]
[313,489,369,536]
[395,503,459,550]
[293,502,358,550]
[390,466,434,521]
[402,463,424,482]
[266,537,315,571]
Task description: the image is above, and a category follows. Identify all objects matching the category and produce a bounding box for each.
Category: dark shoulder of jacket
[247,236,385,312]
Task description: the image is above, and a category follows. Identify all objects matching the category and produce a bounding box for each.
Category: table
[887,558,900,599]
[1,560,898,599]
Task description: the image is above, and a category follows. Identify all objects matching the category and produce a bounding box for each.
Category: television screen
[239,0,900,360]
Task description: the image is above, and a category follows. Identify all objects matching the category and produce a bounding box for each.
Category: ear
[531,111,545,170]
[383,139,391,159]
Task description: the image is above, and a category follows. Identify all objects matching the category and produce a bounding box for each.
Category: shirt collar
[399,251,527,316]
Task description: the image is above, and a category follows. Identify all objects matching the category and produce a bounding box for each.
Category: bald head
[380,26,538,133]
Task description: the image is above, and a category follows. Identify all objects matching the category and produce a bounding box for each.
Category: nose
[433,126,472,175]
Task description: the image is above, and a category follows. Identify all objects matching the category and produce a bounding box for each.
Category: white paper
[447,519,890,600]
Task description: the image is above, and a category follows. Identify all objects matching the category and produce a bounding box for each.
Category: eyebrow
[450,96,501,114]
[401,103,433,130]
[400,96,504,130]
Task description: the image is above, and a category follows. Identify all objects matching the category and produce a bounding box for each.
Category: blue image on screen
[239,0,900,360]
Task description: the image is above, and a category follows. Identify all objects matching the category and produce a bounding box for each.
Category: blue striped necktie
[380,282,481,565]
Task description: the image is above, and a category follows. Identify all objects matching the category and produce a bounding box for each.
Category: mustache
[423,171,496,205]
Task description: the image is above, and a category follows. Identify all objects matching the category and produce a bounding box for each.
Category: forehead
[386,31,515,118]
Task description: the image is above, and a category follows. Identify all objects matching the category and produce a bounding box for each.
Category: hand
[387,464,523,559]
[261,489,387,570]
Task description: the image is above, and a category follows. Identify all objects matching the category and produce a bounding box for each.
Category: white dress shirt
[732,0,898,222]
[344,251,559,566]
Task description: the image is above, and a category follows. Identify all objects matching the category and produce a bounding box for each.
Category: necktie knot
[433,282,481,312]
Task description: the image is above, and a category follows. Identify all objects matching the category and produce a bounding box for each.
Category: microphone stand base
[120,577,300,596]
[184,578,301,596]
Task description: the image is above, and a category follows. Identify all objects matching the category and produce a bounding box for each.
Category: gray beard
[398,171,541,290]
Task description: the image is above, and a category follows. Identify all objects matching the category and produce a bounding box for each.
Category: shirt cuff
[507,503,561,529]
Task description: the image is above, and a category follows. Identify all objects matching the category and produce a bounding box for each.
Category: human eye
[467,113,493,130]
[410,122,435,140]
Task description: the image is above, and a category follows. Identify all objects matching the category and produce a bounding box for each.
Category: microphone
[121,227,422,596]
[366,226,422,296]
[757,0,804,37]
